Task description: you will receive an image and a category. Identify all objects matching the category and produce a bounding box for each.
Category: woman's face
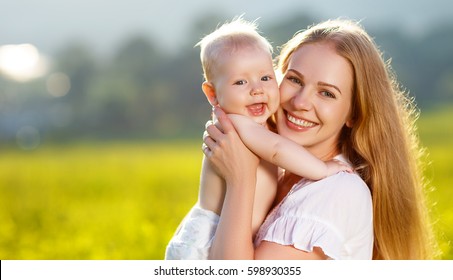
[276,42,354,160]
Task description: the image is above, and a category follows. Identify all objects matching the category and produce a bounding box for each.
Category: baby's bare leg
[251,160,278,236]
[198,156,226,215]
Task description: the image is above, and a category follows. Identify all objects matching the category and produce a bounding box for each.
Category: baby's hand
[325,159,353,177]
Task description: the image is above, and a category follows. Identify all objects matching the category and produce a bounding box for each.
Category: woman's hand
[203,107,259,186]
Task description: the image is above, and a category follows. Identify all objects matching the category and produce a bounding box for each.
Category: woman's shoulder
[324,171,370,197]
[287,171,372,222]
[291,170,370,199]
[322,154,371,200]
[324,154,371,196]
[319,171,371,209]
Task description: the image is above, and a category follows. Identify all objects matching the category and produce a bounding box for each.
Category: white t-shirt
[254,155,373,259]
[166,155,373,260]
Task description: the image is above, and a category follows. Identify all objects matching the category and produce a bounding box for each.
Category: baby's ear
[202,81,218,106]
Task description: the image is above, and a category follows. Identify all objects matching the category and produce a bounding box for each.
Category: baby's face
[212,47,280,125]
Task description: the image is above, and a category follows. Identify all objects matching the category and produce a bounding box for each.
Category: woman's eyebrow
[318,81,342,94]
[288,69,342,94]
[287,69,303,77]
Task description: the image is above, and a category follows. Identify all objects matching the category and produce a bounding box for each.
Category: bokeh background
[1,0,452,259]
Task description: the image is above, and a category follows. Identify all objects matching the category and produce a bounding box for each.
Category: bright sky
[1,0,451,55]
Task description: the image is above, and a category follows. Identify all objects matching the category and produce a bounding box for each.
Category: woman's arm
[228,114,351,179]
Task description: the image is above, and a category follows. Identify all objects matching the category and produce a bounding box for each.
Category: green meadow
[0,106,452,260]
[417,106,453,259]
[0,141,203,259]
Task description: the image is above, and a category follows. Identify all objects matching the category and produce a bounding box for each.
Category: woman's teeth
[287,113,317,127]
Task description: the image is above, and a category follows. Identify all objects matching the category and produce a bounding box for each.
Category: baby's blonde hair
[196,16,273,82]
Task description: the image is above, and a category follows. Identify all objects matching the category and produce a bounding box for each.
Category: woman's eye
[287,76,302,85]
[321,91,336,99]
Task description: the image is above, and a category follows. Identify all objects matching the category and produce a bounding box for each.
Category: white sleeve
[257,172,373,260]
[165,205,219,260]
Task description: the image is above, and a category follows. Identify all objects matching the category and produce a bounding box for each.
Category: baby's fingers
[335,160,353,173]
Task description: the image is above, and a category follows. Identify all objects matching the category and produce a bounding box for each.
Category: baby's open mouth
[247,103,266,116]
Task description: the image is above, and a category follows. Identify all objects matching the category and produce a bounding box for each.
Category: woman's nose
[292,90,313,110]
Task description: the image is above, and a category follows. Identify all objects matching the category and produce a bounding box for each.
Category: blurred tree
[114,36,163,89]
[414,23,453,106]
[262,13,318,50]
[1,13,453,143]
[372,22,453,107]
[51,42,99,136]
[54,42,99,104]
[89,35,164,136]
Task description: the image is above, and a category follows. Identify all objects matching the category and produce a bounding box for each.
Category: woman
[203,19,436,259]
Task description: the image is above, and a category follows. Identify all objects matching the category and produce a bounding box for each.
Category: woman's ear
[202,81,218,106]
[346,118,354,128]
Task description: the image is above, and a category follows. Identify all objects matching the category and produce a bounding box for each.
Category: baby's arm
[228,114,351,179]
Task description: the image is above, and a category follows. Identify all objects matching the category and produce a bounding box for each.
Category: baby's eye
[234,80,247,85]
[261,75,272,81]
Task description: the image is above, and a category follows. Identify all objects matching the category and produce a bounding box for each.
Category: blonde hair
[196,16,273,82]
[277,19,437,259]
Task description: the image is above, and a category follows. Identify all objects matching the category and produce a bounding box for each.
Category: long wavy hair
[277,19,437,259]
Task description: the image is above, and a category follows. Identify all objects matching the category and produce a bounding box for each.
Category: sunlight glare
[0,44,48,82]
[46,72,71,97]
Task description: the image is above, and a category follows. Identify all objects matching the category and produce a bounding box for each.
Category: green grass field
[0,141,202,259]
[417,107,453,259]
[0,107,452,260]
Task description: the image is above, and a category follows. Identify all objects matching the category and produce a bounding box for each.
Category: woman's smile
[285,110,318,129]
